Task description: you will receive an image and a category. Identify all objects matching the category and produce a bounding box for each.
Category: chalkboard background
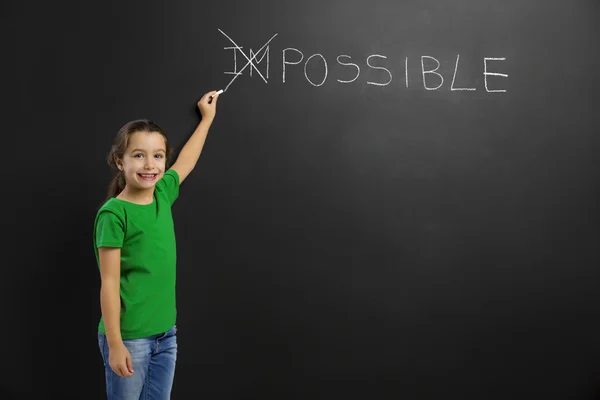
[4,0,600,398]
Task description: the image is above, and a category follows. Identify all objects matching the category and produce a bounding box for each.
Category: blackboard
[4,0,600,398]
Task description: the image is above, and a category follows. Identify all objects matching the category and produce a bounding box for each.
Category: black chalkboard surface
[4,0,600,398]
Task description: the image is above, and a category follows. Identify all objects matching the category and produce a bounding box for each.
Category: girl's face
[117,131,167,192]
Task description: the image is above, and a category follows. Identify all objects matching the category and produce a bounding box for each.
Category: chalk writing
[250,47,270,79]
[218,29,278,92]
[422,56,443,90]
[367,55,392,86]
[451,54,476,91]
[484,58,508,93]
[282,48,302,84]
[337,55,360,84]
[219,30,508,93]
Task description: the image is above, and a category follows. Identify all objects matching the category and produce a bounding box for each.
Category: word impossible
[219,30,508,93]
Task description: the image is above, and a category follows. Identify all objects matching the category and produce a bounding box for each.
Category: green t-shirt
[94,169,180,339]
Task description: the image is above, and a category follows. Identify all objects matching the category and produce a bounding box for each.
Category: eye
[155,154,164,159]
[134,153,143,158]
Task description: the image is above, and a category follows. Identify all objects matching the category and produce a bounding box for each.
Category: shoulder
[94,199,127,247]
[155,169,180,193]
[95,198,126,222]
[154,169,180,206]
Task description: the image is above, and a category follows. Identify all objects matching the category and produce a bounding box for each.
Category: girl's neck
[116,187,154,205]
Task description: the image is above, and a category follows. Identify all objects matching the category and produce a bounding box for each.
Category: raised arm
[170,90,220,184]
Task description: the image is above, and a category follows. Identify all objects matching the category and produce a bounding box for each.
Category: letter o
[304,54,328,87]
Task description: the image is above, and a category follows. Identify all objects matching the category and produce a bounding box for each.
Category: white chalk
[208,89,223,104]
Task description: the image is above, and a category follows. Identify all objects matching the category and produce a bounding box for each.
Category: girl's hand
[109,342,134,377]
[197,90,220,121]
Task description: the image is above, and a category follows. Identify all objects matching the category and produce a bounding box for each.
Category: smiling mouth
[138,173,158,181]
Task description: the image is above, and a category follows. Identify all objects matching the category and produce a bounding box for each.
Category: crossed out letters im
[218,29,277,92]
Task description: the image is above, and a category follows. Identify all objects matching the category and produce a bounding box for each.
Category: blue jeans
[98,325,178,400]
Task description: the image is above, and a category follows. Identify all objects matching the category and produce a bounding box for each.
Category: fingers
[112,364,128,377]
[197,90,220,119]
[200,91,214,103]
[118,365,133,377]
[111,361,133,377]
[199,91,215,103]
[198,90,220,106]
[209,91,219,105]
[111,364,123,377]
[126,354,134,375]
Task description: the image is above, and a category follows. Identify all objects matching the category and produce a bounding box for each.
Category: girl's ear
[115,158,123,171]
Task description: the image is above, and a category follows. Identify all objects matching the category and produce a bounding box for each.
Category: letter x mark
[218,29,278,92]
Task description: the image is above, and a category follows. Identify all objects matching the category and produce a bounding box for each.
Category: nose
[144,160,154,170]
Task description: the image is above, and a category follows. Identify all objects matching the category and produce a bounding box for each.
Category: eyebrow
[131,148,166,153]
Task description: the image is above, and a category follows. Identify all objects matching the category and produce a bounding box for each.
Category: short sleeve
[95,210,125,248]
[155,169,180,205]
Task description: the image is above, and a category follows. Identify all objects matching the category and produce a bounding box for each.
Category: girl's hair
[104,119,174,203]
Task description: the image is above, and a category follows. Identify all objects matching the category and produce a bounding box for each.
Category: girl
[94,90,220,399]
